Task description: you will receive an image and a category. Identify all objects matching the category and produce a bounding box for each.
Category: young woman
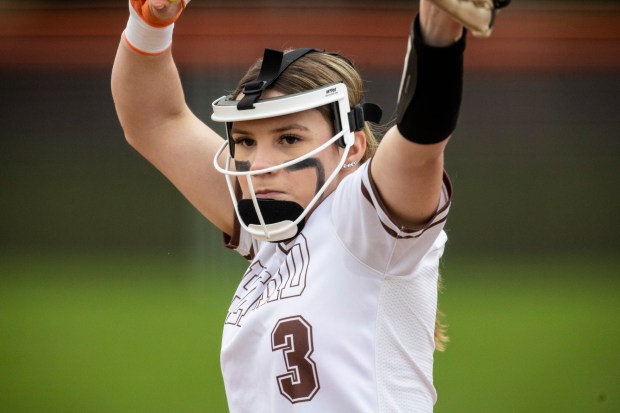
[112,0,473,411]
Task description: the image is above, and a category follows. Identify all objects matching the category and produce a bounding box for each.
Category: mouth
[253,189,283,199]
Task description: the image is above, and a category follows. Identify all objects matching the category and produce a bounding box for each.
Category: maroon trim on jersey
[362,160,452,239]
[223,181,255,261]
[223,219,240,249]
[277,242,290,254]
[223,218,255,260]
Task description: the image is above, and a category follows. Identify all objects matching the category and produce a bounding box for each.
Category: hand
[149,0,184,22]
[130,0,187,27]
[419,0,465,46]
[422,0,511,38]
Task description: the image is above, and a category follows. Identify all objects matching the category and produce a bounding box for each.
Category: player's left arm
[370,0,464,227]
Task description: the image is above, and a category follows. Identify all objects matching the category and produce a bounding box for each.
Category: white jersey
[221,161,451,413]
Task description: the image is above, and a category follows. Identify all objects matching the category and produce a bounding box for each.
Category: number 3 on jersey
[271,316,321,403]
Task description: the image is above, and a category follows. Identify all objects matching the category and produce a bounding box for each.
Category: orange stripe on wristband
[122,31,171,56]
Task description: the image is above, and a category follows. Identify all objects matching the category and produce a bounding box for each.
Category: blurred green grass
[434,254,620,413]
[1,252,618,413]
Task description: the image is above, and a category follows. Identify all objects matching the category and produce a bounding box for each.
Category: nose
[248,144,279,172]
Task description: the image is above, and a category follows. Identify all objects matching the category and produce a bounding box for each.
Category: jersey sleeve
[331,161,451,276]
[223,217,257,261]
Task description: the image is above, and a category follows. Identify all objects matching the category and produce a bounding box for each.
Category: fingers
[124,0,188,54]
[424,0,498,38]
[419,0,465,46]
[151,0,179,12]
[126,0,187,28]
[146,0,184,25]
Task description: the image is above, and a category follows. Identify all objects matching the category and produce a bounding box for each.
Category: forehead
[229,105,330,135]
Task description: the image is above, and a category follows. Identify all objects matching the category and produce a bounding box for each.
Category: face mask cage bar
[212,82,354,155]
[211,82,356,241]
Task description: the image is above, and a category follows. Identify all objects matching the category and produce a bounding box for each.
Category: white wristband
[123,1,175,55]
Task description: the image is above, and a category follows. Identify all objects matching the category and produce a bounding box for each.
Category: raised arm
[370,0,465,227]
[111,0,234,235]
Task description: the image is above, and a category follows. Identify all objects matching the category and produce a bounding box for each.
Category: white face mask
[212,83,356,242]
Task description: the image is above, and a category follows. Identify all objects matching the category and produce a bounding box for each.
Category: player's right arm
[111,0,235,235]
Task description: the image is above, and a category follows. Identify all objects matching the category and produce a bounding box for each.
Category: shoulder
[331,160,452,275]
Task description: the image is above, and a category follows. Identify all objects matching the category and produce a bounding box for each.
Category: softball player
[112,0,509,411]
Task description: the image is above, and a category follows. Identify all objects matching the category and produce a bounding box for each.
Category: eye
[280,134,302,145]
[232,137,255,148]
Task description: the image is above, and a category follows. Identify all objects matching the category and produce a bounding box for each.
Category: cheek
[290,153,341,200]
[236,177,250,197]
[286,169,319,199]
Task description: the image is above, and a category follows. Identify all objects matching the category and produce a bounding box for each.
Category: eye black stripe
[285,158,325,194]
[235,160,251,172]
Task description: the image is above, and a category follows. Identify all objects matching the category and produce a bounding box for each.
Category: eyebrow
[230,123,310,135]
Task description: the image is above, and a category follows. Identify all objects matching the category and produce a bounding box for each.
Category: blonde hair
[435,274,449,352]
[232,50,379,163]
[233,50,448,351]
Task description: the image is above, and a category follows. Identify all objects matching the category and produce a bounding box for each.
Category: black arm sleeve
[395,15,467,144]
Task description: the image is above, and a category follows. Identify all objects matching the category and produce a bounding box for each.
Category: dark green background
[2,69,618,255]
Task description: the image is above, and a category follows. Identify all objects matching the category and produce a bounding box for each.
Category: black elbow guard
[396,15,467,144]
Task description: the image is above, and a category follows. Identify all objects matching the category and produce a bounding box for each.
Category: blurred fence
[1,1,619,258]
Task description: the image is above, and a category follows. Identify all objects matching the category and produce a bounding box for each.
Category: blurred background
[1,0,619,412]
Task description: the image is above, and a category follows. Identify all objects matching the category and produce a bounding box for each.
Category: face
[229,101,343,211]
